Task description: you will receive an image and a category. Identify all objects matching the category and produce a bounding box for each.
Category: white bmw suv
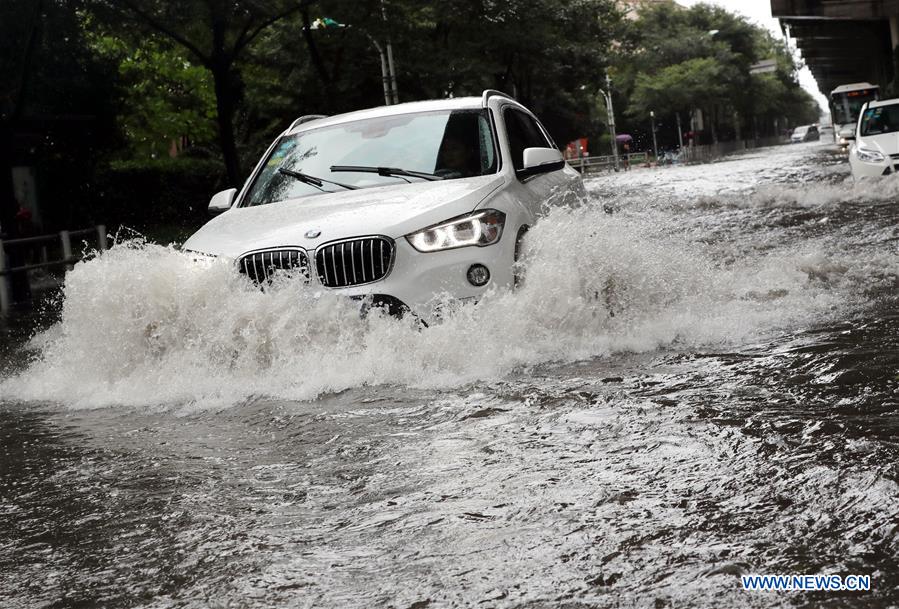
[183,91,584,319]
[848,98,899,179]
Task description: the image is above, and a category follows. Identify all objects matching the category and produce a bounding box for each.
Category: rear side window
[503,108,551,170]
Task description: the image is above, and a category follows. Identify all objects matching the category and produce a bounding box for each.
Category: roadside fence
[573,152,649,173]
[680,135,786,163]
[574,135,788,174]
[0,225,107,314]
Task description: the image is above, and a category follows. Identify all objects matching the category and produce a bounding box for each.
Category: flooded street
[2,142,898,608]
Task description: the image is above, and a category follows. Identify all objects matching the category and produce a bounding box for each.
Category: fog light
[467,264,490,287]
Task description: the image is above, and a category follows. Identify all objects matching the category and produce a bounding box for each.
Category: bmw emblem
[305,229,321,239]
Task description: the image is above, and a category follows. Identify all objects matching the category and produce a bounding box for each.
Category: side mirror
[208,188,236,215]
[518,147,565,179]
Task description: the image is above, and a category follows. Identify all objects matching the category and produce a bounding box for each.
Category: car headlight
[406,209,505,252]
[856,148,885,163]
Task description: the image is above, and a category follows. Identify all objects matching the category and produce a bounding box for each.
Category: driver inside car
[434,114,482,178]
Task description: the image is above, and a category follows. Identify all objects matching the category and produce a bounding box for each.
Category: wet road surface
[2,142,898,608]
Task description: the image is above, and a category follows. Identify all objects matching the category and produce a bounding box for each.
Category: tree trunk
[206,12,241,185]
[210,58,241,185]
[710,106,718,144]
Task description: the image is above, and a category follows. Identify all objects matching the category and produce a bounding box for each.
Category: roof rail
[288,114,328,131]
[481,89,515,107]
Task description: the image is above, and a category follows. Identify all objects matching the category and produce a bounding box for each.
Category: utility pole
[367,35,392,106]
[598,72,619,171]
[650,110,658,163]
[381,1,399,105]
[676,112,684,150]
[386,42,398,104]
[310,17,394,106]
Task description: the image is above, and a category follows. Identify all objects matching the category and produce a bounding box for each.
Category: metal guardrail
[680,136,787,163]
[571,137,789,174]
[570,152,649,173]
[0,225,107,314]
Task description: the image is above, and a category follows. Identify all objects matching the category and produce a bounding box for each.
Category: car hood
[183,174,506,258]
[856,132,899,156]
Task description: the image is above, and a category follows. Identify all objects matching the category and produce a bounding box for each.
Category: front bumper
[849,155,892,179]
[215,235,517,323]
[324,236,515,322]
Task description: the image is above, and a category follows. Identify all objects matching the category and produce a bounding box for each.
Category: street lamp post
[598,72,619,172]
[365,35,393,106]
[380,0,399,105]
[650,110,658,163]
[310,17,397,106]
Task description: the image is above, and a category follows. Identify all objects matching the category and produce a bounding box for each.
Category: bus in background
[830,82,879,148]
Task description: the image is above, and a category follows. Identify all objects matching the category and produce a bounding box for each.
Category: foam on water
[3,189,885,410]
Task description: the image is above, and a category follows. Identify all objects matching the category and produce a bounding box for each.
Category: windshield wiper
[278,167,358,191]
[330,165,444,182]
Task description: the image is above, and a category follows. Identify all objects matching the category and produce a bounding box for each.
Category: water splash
[2,195,882,410]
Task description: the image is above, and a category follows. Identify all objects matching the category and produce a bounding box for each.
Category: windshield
[793,126,808,135]
[242,109,498,207]
[860,104,899,137]
[830,89,878,125]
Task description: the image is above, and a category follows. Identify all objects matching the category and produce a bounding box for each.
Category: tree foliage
[78,0,821,175]
[89,0,305,182]
[86,31,217,158]
[4,0,830,238]
[233,0,622,156]
[629,57,727,117]
[613,1,820,147]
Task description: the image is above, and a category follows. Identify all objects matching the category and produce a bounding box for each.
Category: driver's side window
[503,108,551,171]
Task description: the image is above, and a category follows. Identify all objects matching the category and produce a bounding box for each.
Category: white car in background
[848,98,899,179]
[790,124,819,143]
[183,91,584,320]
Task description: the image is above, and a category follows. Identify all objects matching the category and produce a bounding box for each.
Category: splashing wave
[0,201,879,409]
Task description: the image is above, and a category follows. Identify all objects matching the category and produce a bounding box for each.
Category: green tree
[90,0,305,183]
[629,57,727,119]
[394,0,621,144]
[235,0,623,148]
[86,31,217,159]
[614,1,821,145]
